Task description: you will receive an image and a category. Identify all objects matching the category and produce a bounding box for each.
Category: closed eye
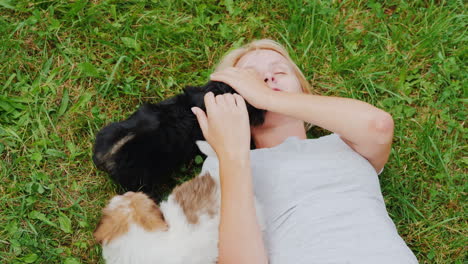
[275,72,286,75]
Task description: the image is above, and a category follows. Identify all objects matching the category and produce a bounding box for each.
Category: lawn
[0,0,466,263]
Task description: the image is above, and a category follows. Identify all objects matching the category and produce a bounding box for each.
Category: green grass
[0,0,466,263]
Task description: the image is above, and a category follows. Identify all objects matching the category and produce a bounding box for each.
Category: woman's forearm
[217,154,268,264]
[266,92,393,145]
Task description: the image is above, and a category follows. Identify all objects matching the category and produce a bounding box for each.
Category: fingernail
[191,107,196,115]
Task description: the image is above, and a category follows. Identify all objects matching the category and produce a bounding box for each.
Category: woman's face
[236,49,303,94]
[236,49,304,130]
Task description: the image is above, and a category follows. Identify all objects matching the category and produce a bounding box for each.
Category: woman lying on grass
[191,39,418,264]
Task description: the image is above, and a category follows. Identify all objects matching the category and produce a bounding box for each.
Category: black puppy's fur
[93,81,265,199]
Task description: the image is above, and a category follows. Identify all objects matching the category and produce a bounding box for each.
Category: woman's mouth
[272,88,282,91]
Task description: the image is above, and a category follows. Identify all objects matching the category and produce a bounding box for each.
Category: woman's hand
[191,92,251,160]
[193,92,268,263]
[210,67,275,110]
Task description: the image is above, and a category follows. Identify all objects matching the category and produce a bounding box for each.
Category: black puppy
[93,81,265,199]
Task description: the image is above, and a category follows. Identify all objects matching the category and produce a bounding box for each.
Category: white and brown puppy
[94,141,265,264]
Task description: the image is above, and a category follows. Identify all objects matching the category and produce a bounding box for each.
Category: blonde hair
[215,39,314,130]
[215,39,312,94]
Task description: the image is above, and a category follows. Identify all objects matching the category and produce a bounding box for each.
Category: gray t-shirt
[200,133,418,264]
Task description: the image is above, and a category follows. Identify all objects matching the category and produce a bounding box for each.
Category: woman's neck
[252,115,307,149]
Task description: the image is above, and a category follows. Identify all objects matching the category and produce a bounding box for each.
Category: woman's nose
[263,75,275,83]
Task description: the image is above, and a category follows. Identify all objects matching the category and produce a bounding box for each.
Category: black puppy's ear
[93,122,135,173]
[92,103,162,174]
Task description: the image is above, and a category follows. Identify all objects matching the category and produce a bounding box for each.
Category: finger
[210,72,230,82]
[210,70,238,82]
[214,67,237,74]
[224,93,236,108]
[225,67,239,74]
[191,107,209,137]
[234,93,247,110]
[215,94,225,106]
[204,92,216,114]
[211,74,241,94]
[244,68,261,78]
[244,67,256,74]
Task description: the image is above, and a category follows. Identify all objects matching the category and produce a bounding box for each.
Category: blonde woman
[191,39,418,264]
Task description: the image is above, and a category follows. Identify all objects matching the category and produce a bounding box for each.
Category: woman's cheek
[290,78,303,93]
[282,79,295,92]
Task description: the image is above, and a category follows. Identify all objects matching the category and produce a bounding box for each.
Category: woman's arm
[191,93,268,264]
[217,153,268,264]
[265,92,394,173]
[210,68,394,173]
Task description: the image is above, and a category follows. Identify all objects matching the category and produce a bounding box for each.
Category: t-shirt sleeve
[377,166,384,175]
[331,133,385,176]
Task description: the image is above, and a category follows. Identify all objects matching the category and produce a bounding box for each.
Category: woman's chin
[257,111,296,128]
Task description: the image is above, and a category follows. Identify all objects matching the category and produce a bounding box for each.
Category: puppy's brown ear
[131,193,168,231]
[93,213,129,245]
